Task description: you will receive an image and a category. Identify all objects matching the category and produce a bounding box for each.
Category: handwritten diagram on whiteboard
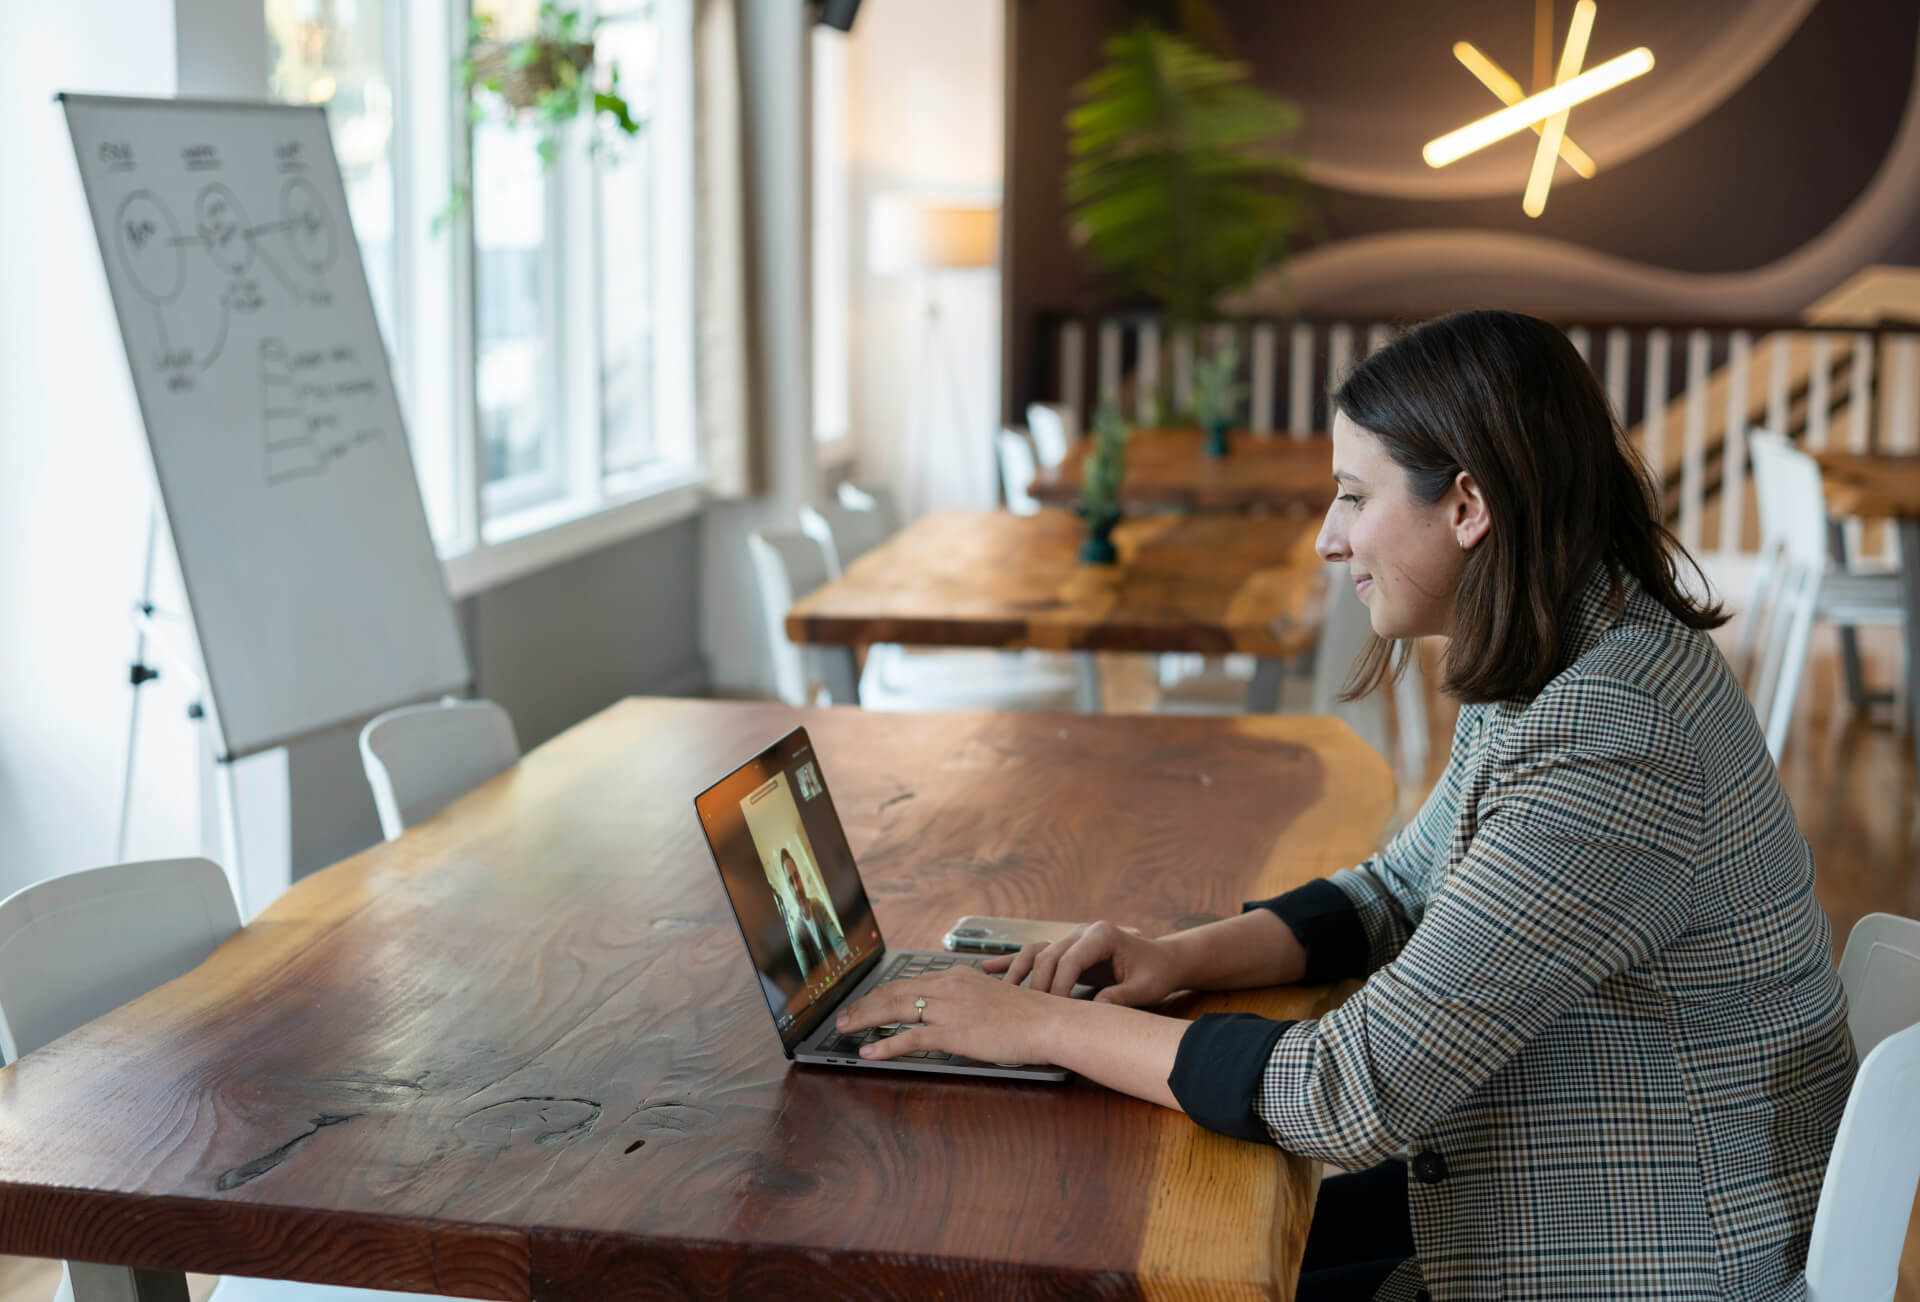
[62,95,469,759]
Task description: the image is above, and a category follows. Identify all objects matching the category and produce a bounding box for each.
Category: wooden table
[1814,451,1920,748]
[0,699,1390,1301]
[787,509,1327,713]
[1029,429,1333,514]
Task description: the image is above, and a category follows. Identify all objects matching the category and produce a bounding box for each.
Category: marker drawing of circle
[115,190,187,304]
[196,183,254,275]
[279,177,337,276]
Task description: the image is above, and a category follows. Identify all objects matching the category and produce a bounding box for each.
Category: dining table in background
[0,698,1394,1301]
[1813,450,1920,756]
[786,508,1328,713]
[1028,428,1334,515]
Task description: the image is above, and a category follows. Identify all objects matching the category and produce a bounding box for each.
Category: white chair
[799,497,895,579]
[358,698,520,842]
[0,858,466,1302]
[1804,911,1920,1301]
[748,528,1085,711]
[996,427,1042,515]
[1024,402,1076,469]
[1743,432,1905,761]
[1154,562,1430,779]
[836,480,901,529]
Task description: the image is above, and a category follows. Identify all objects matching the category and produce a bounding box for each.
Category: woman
[835,310,1857,1301]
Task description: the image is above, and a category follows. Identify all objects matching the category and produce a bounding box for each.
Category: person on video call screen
[778,846,848,974]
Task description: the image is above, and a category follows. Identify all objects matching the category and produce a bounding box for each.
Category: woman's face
[1316,413,1484,640]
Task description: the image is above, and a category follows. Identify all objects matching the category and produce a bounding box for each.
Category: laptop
[694,726,1072,1081]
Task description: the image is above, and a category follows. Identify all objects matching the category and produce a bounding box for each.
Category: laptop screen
[694,726,884,1051]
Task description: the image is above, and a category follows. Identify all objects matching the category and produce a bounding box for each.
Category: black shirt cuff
[1169,1013,1294,1142]
[1245,878,1369,984]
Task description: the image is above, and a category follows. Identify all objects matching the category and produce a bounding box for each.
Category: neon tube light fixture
[1426,3,1652,217]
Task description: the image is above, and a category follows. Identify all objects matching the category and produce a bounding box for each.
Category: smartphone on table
[942,916,1139,955]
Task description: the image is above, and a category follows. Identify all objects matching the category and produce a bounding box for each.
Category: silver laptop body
[694,726,1070,1082]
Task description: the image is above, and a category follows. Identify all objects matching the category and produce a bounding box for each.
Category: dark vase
[1203,417,1231,458]
[1079,514,1119,564]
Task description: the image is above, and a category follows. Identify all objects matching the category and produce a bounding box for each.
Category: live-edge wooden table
[786,509,1328,714]
[1029,429,1334,515]
[0,698,1390,1301]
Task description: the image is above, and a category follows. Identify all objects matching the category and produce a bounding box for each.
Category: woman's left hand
[833,966,1065,1065]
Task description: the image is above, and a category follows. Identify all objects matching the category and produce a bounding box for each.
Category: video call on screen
[708,735,879,1033]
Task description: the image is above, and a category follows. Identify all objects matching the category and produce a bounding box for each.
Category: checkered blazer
[1178,566,1857,1300]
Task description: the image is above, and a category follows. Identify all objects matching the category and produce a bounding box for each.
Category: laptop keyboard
[815,951,990,1062]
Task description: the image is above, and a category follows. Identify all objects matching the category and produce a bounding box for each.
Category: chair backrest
[1745,436,1834,760]
[1025,402,1075,468]
[1736,430,1791,677]
[0,858,240,1064]
[748,529,836,707]
[358,698,521,842]
[997,427,1041,515]
[799,498,895,579]
[1805,912,1920,1300]
[1839,911,1920,1059]
[837,480,901,532]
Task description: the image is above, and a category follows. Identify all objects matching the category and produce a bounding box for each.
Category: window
[811,23,850,450]
[267,0,698,575]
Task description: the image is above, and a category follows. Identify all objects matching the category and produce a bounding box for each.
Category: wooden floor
[1,630,1914,1299]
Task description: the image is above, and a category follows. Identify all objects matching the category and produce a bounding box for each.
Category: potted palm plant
[1064,11,1304,420]
[1078,403,1132,564]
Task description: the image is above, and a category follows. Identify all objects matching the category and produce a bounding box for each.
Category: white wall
[699,2,823,694]
[0,0,288,907]
[845,0,1004,516]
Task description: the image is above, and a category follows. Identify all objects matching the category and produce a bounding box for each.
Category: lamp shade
[868,194,999,274]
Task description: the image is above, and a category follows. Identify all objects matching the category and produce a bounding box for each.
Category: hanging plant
[439,2,643,226]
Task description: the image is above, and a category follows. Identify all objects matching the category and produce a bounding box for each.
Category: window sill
[441,467,706,599]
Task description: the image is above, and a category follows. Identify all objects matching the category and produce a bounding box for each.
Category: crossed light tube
[1423,1,1654,217]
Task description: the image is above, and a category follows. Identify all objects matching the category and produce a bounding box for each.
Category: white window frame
[383,0,700,596]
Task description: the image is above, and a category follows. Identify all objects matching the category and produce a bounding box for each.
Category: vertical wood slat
[1767,331,1790,436]
[1097,320,1122,407]
[1327,325,1355,415]
[1136,322,1162,426]
[1060,321,1085,430]
[1644,329,1670,514]
[1288,324,1314,438]
[1366,323,1391,357]
[1604,328,1629,426]
[1719,330,1752,554]
[1807,333,1832,449]
[1172,325,1195,416]
[1682,329,1710,552]
[1567,325,1591,364]
[1890,334,1919,453]
[1847,331,1876,561]
[1250,324,1278,435]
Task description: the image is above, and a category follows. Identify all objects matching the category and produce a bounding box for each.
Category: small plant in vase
[1191,335,1246,458]
[1078,403,1132,565]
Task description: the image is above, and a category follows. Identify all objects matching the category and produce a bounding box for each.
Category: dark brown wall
[1004,0,1920,417]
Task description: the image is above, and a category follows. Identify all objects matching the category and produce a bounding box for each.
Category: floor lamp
[869,194,999,518]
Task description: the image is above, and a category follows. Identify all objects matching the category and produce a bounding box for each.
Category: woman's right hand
[982,921,1184,1006]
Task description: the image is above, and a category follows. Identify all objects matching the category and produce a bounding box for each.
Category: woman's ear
[1452,471,1491,550]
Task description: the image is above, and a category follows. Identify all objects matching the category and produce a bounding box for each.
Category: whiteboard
[61,94,469,759]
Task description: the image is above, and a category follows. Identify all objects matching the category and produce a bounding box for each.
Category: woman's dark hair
[1335,308,1726,705]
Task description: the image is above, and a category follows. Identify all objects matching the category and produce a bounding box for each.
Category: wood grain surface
[1030,430,1334,515]
[786,509,1327,659]
[1814,450,1920,519]
[0,700,1392,1301]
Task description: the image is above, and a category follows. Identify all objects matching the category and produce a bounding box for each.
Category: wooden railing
[1033,311,1920,559]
